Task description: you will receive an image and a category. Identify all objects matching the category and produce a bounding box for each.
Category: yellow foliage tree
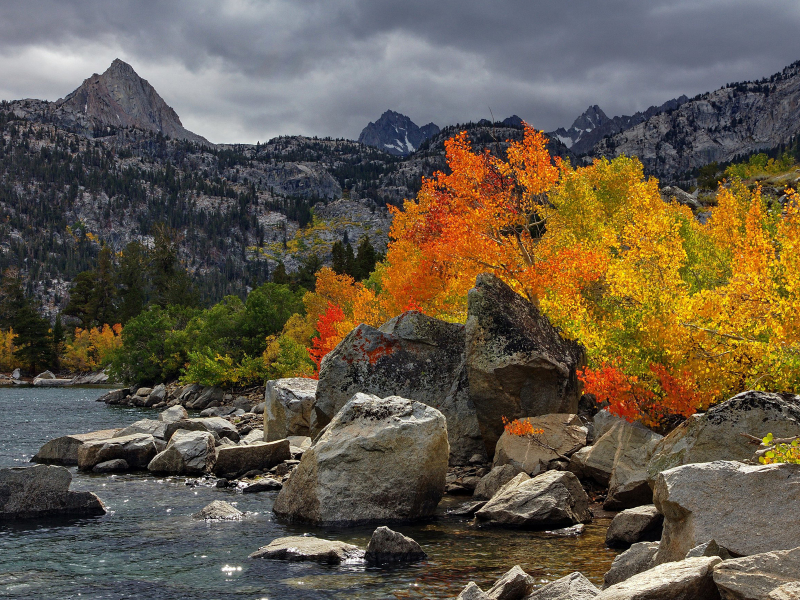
[62,324,123,372]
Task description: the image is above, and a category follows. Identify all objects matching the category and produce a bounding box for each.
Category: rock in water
[113,419,166,440]
[147,430,216,475]
[492,413,588,475]
[475,470,591,528]
[213,440,290,479]
[456,583,490,600]
[249,536,365,564]
[32,429,122,465]
[364,526,426,564]
[653,460,800,563]
[486,565,535,600]
[313,310,485,465]
[273,393,449,525]
[0,465,106,520]
[605,505,663,548]
[263,378,317,442]
[92,459,129,473]
[646,390,800,482]
[527,572,600,599]
[597,556,721,599]
[603,542,660,588]
[77,433,158,471]
[192,500,243,521]
[465,274,586,456]
[163,417,240,444]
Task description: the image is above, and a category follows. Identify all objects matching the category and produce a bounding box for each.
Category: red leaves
[308,302,346,378]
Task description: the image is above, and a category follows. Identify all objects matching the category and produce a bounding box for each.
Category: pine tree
[0,268,27,329]
[354,236,378,280]
[116,240,148,323]
[13,303,53,373]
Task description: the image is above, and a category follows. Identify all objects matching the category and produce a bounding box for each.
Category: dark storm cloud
[0,0,799,143]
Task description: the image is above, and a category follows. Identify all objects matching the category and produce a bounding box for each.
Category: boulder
[528,572,600,599]
[192,500,243,521]
[92,459,129,473]
[770,583,800,600]
[493,413,588,475]
[593,410,626,442]
[567,446,591,479]
[249,535,365,564]
[70,371,109,385]
[580,420,663,510]
[596,556,721,599]
[474,464,524,500]
[185,386,224,410]
[457,583,490,600]
[364,526,427,564]
[239,429,265,445]
[233,396,254,411]
[646,391,800,483]
[264,378,317,442]
[200,406,237,417]
[176,383,203,406]
[465,274,586,456]
[653,461,800,563]
[134,387,152,397]
[273,393,449,525]
[475,470,591,529]
[242,479,282,493]
[159,405,188,423]
[33,373,72,386]
[114,419,166,440]
[11,368,21,380]
[164,417,240,443]
[605,505,663,548]
[143,383,167,407]
[213,440,291,479]
[77,433,158,471]
[0,465,106,519]
[147,430,216,475]
[486,565,534,600]
[603,542,660,588]
[685,539,733,560]
[312,310,485,465]
[97,389,129,404]
[31,429,122,465]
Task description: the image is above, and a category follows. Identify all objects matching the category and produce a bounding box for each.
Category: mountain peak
[53,59,210,145]
[358,110,440,156]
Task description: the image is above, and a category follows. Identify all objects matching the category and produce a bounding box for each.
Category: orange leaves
[501,416,545,437]
[308,302,347,377]
[579,365,655,424]
[61,323,123,371]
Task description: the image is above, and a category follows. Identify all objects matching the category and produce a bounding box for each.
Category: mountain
[358,110,440,156]
[10,59,210,145]
[549,97,689,156]
[593,61,800,179]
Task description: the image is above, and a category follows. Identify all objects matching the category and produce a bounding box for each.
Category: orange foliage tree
[62,324,123,371]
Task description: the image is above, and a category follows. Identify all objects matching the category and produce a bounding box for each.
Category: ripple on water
[0,388,619,599]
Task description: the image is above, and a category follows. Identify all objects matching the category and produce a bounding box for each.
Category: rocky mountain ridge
[358,110,440,156]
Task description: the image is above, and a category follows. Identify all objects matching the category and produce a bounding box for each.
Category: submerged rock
[0,465,106,520]
[465,274,586,457]
[273,393,448,526]
[364,526,427,564]
[249,535,365,564]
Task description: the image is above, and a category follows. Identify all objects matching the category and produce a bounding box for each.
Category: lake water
[0,387,619,599]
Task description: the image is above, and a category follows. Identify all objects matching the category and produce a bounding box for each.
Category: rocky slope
[358,110,440,156]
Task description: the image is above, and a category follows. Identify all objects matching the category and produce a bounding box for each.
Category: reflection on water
[0,388,619,599]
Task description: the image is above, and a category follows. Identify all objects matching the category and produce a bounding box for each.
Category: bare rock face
[147,431,216,475]
[213,440,291,479]
[646,391,800,483]
[596,556,722,599]
[364,526,427,564]
[605,505,663,549]
[0,465,106,520]
[31,429,122,465]
[53,59,210,145]
[249,535,365,564]
[264,378,317,442]
[358,109,439,156]
[273,393,449,526]
[653,461,800,564]
[493,413,588,475]
[527,571,600,599]
[466,274,586,456]
[475,470,591,529]
[313,311,485,465]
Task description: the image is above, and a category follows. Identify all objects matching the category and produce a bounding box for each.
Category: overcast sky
[1,1,799,144]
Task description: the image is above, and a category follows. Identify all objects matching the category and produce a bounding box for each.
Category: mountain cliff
[358,110,440,156]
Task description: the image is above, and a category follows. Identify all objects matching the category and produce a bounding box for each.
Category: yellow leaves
[61,324,123,371]
[0,329,15,372]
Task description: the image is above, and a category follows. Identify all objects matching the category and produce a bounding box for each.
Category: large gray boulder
[273,393,449,525]
[312,311,485,465]
[646,391,800,483]
[465,274,586,456]
[213,440,291,479]
[185,386,224,410]
[364,526,426,564]
[31,429,122,465]
[527,572,600,599]
[159,405,188,423]
[192,500,244,521]
[474,464,523,500]
[475,470,591,529]
[493,413,588,475]
[77,433,158,471]
[596,556,722,599]
[486,565,535,600]
[163,417,240,443]
[147,430,216,475]
[0,465,106,520]
[249,535,365,564]
[605,505,663,548]
[603,542,660,588]
[114,419,166,440]
[580,420,663,510]
[264,378,317,442]
[143,383,167,407]
[712,546,800,599]
[653,461,800,563]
